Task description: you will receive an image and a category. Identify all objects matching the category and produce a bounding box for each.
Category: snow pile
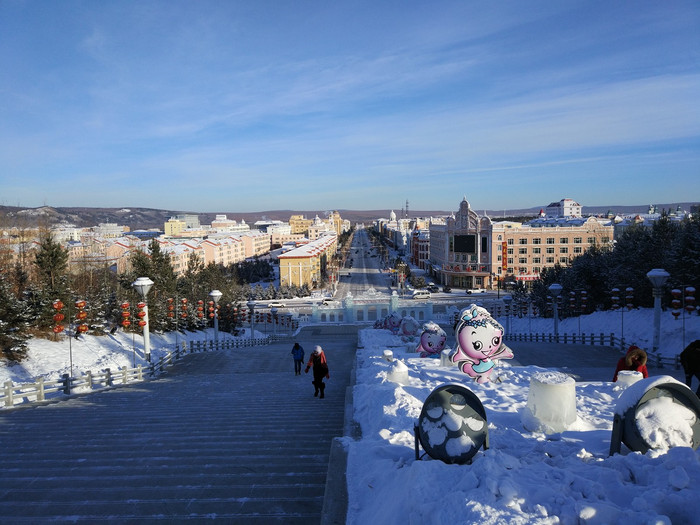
[346,327,700,525]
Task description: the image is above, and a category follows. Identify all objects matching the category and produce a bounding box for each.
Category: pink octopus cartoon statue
[384,312,402,334]
[450,305,514,383]
[399,316,421,340]
[415,321,447,358]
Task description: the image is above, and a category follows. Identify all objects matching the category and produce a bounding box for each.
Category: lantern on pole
[75,299,89,335]
[167,298,175,319]
[625,287,635,310]
[684,287,696,315]
[52,300,65,335]
[569,291,577,316]
[611,288,620,310]
[121,302,131,328]
[671,289,682,320]
[197,299,204,323]
[180,298,188,320]
[136,302,147,328]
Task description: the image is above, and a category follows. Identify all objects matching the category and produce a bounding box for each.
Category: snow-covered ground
[345,308,700,525]
[1,307,699,524]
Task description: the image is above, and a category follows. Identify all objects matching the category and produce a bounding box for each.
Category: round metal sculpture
[610,378,700,455]
[415,384,489,464]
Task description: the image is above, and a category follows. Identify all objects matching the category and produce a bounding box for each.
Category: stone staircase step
[0,328,357,522]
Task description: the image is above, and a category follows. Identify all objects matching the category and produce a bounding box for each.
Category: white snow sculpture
[616,370,643,389]
[522,371,577,434]
[386,359,409,385]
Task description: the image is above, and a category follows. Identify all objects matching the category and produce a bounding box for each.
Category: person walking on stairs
[305,345,330,398]
[291,342,305,376]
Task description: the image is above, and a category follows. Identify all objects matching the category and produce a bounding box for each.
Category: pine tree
[0,271,30,361]
[31,233,69,330]
[34,233,69,295]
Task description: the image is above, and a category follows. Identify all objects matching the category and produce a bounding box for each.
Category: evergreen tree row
[0,236,295,361]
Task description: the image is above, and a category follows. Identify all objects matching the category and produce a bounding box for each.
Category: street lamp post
[132,277,154,362]
[209,289,223,346]
[647,269,670,352]
[548,283,563,339]
[247,300,256,343]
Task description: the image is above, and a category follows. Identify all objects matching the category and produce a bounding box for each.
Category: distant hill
[0,203,695,231]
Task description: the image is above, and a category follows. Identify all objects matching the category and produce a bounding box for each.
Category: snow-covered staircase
[0,326,357,523]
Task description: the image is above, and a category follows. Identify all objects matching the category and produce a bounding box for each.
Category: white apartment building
[546,198,582,218]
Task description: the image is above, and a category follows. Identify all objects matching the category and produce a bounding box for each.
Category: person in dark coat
[305,345,330,398]
[680,340,700,395]
[613,345,649,382]
[290,342,305,376]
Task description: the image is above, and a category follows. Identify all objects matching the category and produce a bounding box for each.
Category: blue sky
[1,1,698,213]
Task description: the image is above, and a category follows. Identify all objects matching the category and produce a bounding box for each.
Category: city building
[410,227,431,271]
[164,218,186,237]
[308,215,334,240]
[492,216,613,285]
[289,214,313,235]
[210,215,250,233]
[278,233,338,288]
[545,198,582,218]
[170,214,200,229]
[236,230,272,258]
[428,197,493,289]
[201,237,246,267]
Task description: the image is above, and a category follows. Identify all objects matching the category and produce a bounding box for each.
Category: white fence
[505,331,681,369]
[1,335,288,409]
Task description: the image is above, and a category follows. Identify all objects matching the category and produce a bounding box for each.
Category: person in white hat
[305,345,330,398]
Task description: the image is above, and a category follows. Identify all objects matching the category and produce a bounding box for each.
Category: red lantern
[75,300,87,309]
[77,324,89,333]
[611,288,620,310]
[671,289,682,319]
[138,320,147,327]
[121,302,130,309]
[52,299,65,335]
[76,311,88,321]
[122,320,131,328]
[137,302,146,309]
[209,313,215,319]
[137,311,146,318]
[168,312,174,318]
[180,313,187,319]
[122,311,131,318]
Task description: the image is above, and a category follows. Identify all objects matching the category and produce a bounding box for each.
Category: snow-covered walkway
[0,326,358,523]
